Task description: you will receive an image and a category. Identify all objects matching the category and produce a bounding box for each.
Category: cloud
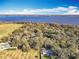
[0,6,79,15]
[63,6,79,15]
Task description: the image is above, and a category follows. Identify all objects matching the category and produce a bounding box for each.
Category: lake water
[0,15,79,25]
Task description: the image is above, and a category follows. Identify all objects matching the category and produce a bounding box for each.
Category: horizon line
[0,14,79,15]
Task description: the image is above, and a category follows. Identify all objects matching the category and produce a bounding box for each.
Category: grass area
[0,49,39,59]
[42,57,50,59]
[0,23,23,38]
[42,56,55,59]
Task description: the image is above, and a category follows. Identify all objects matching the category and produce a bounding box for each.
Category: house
[41,48,53,57]
[0,42,11,50]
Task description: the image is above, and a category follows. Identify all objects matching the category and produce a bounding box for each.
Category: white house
[0,42,11,50]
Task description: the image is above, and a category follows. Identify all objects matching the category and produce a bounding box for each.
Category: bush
[43,29,59,39]
[22,45,28,52]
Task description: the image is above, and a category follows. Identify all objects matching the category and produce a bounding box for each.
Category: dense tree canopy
[1,23,79,59]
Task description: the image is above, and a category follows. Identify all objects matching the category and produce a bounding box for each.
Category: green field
[0,49,39,59]
[0,23,23,38]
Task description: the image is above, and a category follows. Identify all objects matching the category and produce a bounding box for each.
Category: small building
[0,42,11,50]
[41,48,53,57]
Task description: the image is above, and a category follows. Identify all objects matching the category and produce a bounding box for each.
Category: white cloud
[0,6,79,15]
[69,6,77,9]
[63,6,79,15]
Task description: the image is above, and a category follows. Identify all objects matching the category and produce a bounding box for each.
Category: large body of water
[0,15,79,25]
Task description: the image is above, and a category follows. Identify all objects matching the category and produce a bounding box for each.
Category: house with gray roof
[41,48,53,57]
[0,42,11,50]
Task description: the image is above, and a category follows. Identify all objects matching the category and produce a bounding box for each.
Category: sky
[0,0,79,14]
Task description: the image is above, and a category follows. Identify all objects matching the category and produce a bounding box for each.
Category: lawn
[42,56,55,59]
[0,23,23,38]
[0,49,39,59]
